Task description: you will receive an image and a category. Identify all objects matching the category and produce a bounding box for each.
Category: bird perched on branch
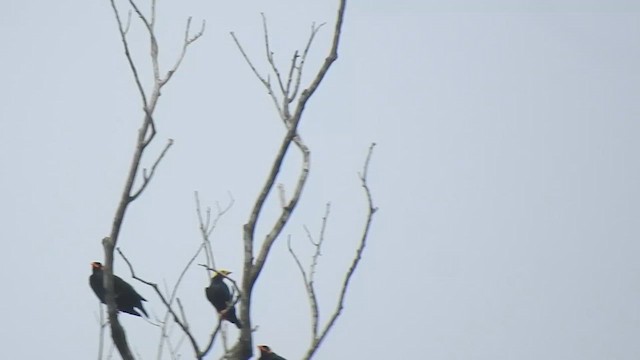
[205,269,242,328]
[89,261,148,317]
[258,345,286,360]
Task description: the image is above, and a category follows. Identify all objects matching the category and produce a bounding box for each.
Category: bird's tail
[138,303,149,317]
[226,310,242,329]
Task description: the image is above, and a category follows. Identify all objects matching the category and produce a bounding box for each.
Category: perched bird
[257,345,286,360]
[89,261,148,317]
[205,269,242,329]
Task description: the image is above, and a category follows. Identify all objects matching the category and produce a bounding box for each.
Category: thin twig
[117,249,203,359]
[162,17,206,87]
[110,0,148,109]
[289,202,330,342]
[309,204,330,337]
[261,13,286,96]
[287,235,318,339]
[291,0,346,119]
[284,51,299,102]
[157,241,206,359]
[290,22,325,104]
[277,184,286,208]
[195,191,235,270]
[150,0,157,29]
[130,138,174,201]
[126,0,159,82]
[177,298,189,330]
[199,321,224,358]
[123,11,132,35]
[230,32,285,119]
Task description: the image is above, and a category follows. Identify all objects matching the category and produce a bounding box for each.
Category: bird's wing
[221,282,232,302]
[114,275,146,301]
[205,286,214,302]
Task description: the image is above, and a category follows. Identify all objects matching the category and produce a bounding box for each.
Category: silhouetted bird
[257,345,286,360]
[89,261,148,317]
[205,269,242,328]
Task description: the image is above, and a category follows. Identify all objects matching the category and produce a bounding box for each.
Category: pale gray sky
[1,1,639,359]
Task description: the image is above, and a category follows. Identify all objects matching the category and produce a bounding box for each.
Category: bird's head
[213,269,232,278]
[258,345,272,354]
[91,261,103,270]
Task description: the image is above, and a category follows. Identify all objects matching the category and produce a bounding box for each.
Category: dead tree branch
[261,13,286,96]
[287,203,330,340]
[101,0,204,358]
[230,32,285,119]
[195,191,235,271]
[290,22,325,105]
[155,236,211,359]
[151,193,236,359]
[131,138,174,201]
[225,1,347,359]
[297,143,377,360]
[118,249,206,360]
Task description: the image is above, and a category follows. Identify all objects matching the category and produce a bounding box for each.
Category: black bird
[205,269,242,328]
[257,345,286,360]
[89,261,148,317]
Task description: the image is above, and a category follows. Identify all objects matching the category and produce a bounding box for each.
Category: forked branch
[195,192,235,270]
[131,138,174,201]
[241,0,348,288]
[117,249,203,359]
[287,202,331,339]
[290,143,377,360]
[225,1,347,359]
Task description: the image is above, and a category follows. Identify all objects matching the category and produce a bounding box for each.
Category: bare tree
[96,0,376,359]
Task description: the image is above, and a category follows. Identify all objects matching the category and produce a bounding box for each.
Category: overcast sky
[1,1,639,359]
